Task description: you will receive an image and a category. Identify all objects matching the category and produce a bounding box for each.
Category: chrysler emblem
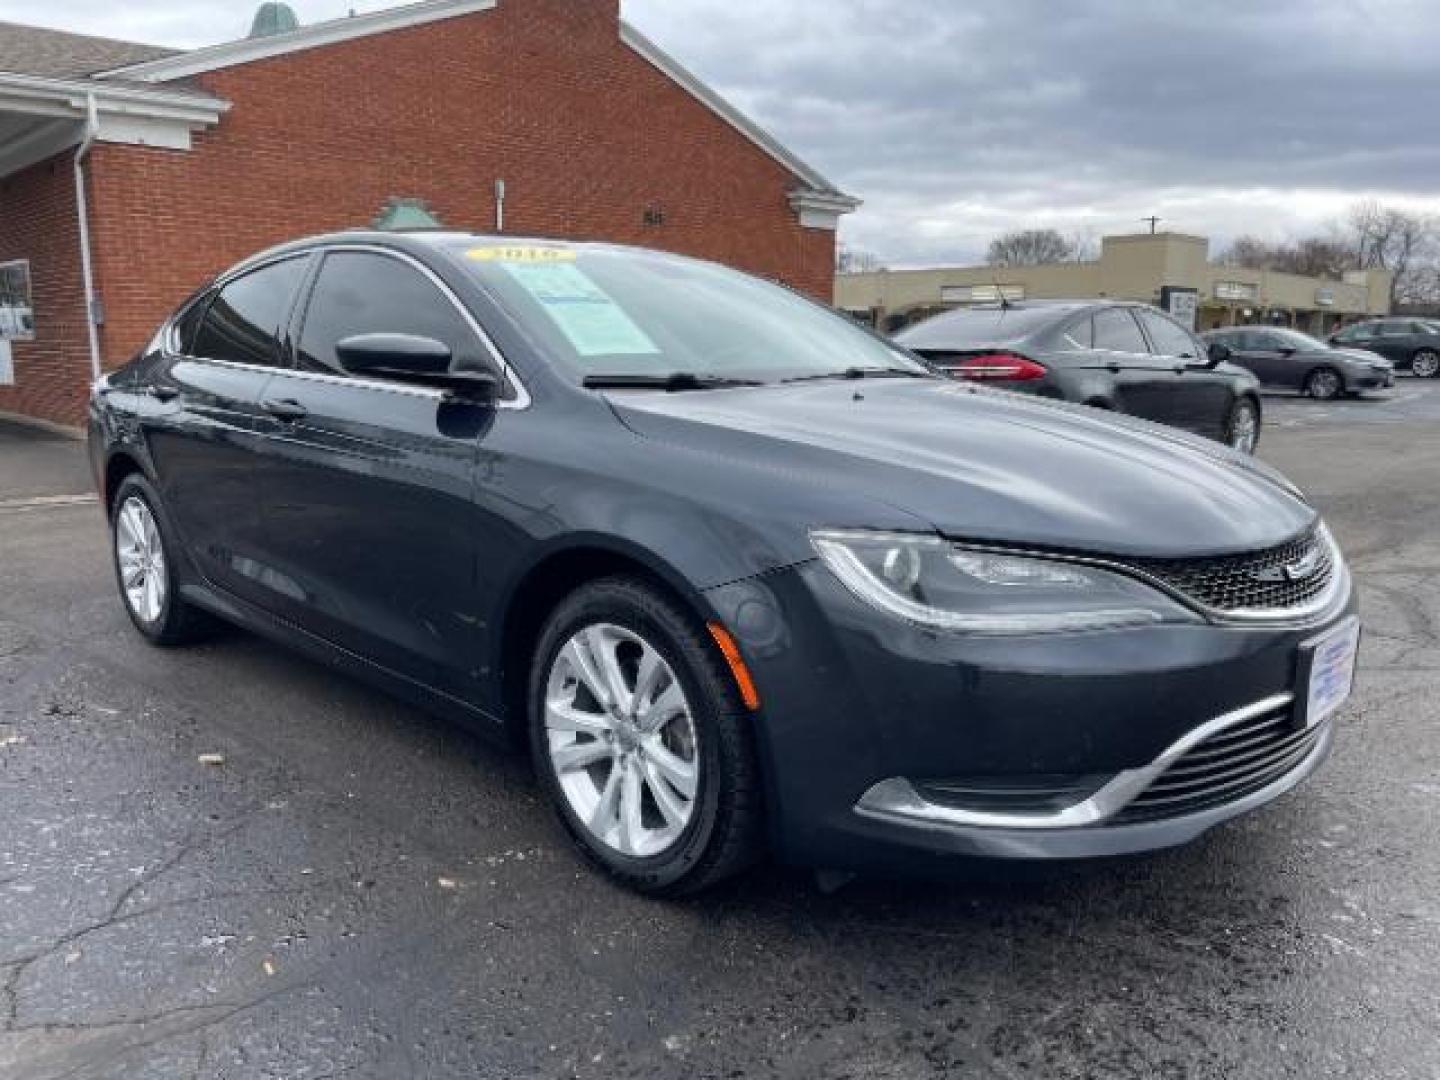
[1253,547,1322,584]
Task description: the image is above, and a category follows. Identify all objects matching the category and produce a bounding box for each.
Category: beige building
[837,232,1392,336]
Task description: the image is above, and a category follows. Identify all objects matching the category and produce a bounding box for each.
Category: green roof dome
[248,2,300,39]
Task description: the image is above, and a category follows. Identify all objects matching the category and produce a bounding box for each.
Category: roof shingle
[0,20,179,80]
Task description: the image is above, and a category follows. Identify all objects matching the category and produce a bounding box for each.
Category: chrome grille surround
[1118,525,1336,618]
[952,523,1349,626]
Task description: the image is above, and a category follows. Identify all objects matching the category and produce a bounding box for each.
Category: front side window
[1137,309,1200,358]
[450,243,924,384]
[192,257,307,367]
[1092,308,1148,353]
[172,291,213,355]
[1339,322,1374,341]
[297,251,497,381]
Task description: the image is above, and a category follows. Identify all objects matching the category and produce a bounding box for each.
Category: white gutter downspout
[74,93,102,382]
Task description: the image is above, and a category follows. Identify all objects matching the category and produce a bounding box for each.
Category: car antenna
[991,269,1012,311]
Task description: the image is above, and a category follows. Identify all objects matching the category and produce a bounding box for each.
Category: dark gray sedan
[897,300,1264,453]
[89,233,1357,894]
[1203,327,1394,399]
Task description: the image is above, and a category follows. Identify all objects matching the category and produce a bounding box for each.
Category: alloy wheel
[1308,369,1341,400]
[543,623,699,859]
[1413,350,1440,378]
[115,495,168,624]
[1228,402,1259,453]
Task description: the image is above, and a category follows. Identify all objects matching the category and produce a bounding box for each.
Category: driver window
[297,251,503,388]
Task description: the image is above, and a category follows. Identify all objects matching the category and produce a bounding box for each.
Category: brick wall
[0,156,91,427]
[85,0,837,393]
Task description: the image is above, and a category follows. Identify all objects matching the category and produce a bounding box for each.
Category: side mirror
[335,333,498,401]
[1277,346,1297,357]
[1205,341,1231,368]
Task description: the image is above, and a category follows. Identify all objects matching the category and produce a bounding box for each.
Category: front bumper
[1352,370,1394,389]
[705,562,1357,874]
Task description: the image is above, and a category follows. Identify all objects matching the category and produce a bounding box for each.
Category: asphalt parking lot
[2,385,1438,1080]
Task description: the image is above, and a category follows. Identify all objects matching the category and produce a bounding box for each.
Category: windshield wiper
[582,373,763,392]
[780,366,932,384]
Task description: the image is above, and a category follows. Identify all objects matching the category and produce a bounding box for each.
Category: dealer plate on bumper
[1298,616,1360,729]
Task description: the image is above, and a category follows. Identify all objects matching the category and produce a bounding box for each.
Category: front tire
[1305,367,1343,400]
[110,474,215,646]
[1224,397,1261,454]
[528,577,763,896]
[1412,349,1440,379]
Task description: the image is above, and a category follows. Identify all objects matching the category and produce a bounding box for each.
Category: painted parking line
[0,493,99,513]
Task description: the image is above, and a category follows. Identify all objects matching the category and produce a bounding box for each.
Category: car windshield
[896,306,1065,349]
[1271,329,1331,350]
[446,242,926,385]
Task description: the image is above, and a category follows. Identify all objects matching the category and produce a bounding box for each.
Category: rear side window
[1137,309,1200,358]
[1062,316,1093,348]
[297,251,496,380]
[192,257,307,367]
[1092,308,1147,353]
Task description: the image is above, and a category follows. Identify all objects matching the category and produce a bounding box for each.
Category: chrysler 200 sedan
[89,232,1360,895]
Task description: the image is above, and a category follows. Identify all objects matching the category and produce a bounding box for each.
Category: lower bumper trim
[852,691,1340,859]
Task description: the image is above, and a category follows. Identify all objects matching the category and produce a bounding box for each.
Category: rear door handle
[261,398,308,422]
[145,384,180,402]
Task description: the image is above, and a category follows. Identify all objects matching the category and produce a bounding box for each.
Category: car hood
[609,379,1313,559]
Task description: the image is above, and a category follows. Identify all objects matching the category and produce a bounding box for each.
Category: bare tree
[836,242,886,274]
[1348,200,1437,308]
[986,228,1076,267]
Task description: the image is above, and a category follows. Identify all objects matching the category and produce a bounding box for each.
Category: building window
[0,260,35,341]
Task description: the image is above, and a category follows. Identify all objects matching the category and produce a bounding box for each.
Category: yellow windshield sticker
[466,246,577,263]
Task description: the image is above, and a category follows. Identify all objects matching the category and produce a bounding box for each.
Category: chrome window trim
[164,243,531,411]
[855,691,1299,832]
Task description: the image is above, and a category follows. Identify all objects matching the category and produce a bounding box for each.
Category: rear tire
[110,474,217,646]
[528,577,764,896]
[1224,397,1261,454]
[1305,367,1343,400]
[1412,349,1440,379]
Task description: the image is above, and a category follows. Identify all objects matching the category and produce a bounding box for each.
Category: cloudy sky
[7,0,1439,266]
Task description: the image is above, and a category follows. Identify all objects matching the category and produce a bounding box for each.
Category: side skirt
[178,580,515,745]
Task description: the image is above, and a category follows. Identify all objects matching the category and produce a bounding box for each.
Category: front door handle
[262,398,308,422]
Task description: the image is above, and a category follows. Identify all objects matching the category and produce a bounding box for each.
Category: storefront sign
[1160,286,1199,330]
[940,284,1025,304]
[1215,280,1258,302]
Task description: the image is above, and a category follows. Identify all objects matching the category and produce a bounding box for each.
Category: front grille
[1112,705,1325,824]
[1121,527,1334,614]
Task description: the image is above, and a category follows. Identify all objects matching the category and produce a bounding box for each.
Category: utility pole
[1142,215,1161,235]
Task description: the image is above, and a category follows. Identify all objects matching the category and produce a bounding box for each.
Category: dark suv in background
[1330,318,1440,377]
[896,300,1264,452]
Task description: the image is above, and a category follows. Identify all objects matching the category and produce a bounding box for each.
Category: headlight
[810,530,1201,635]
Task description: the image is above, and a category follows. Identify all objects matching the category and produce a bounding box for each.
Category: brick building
[0,0,858,427]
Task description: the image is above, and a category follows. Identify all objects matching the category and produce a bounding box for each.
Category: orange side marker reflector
[707,622,762,711]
